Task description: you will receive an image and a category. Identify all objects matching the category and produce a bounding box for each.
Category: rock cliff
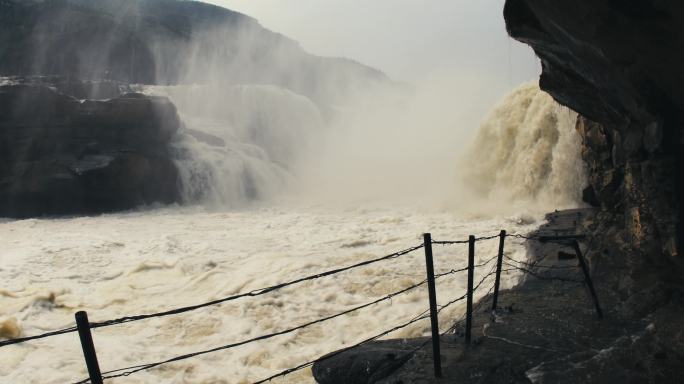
[0,84,181,217]
[504,0,684,285]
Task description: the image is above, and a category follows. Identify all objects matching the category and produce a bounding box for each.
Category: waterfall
[462,82,586,210]
[145,84,325,206]
[146,81,585,211]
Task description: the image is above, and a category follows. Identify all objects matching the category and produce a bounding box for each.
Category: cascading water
[461,82,586,212]
[145,84,325,206]
[146,81,584,211]
[0,82,589,384]
[0,1,594,383]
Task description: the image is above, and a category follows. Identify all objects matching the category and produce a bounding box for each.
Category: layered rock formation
[504,0,684,273]
[0,84,181,217]
[503,2,684,380]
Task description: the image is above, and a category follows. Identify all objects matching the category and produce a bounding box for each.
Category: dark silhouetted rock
[503,3,684,381]
[504,0,684,262]
[504,1,684,128]
[0,84,181,217]
[312,340,417,384]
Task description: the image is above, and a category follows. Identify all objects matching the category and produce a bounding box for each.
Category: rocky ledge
[0,84,181,217]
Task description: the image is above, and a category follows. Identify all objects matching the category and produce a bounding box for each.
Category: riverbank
[313,209,684,383]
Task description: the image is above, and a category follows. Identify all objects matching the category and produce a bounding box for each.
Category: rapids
[0,83,584,383]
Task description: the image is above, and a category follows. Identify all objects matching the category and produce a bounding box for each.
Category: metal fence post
[492,230,506,311]
[465,235,475,345]
[75,311,104,384]
[423,233,442,378]
[572,241,604,319]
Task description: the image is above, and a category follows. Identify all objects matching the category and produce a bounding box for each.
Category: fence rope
[506,233,586,244]
[446,279,497,335]
[506,233,541,241]
[73,277,429,383]
[252,264,500,384]
[434,253,498,280]
[1,244,423,349]
[438,266,498,312]
[6,228,596,384]
[251,309,432,384]
[0,326,78,348]
[502,261,582,283]
[503,254,578,270]
[431,234,501,245]
[72,239,503,383]
[90,244,424,329]
[386,286,496,384]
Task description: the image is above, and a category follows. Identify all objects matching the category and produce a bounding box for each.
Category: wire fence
[0,230,601,384]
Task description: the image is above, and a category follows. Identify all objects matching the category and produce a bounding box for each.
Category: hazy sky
[202,0,540,84]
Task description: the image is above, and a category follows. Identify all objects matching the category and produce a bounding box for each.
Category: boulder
[0,84,181,217]
[312,340,418,384]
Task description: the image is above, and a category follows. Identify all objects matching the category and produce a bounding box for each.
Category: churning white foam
[0,206,540,384]
[146,84,325,206]
[0,82,586,383]
[461,82,586,212]
[150,81,585,212]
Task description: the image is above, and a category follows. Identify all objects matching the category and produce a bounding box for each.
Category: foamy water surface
[0,204,540,383]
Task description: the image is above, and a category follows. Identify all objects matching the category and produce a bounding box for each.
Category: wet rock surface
[498,6,684,382]
[503,0,684,128]
[0,84,181,217]
[313,340,419,384]
[503,0,684,266]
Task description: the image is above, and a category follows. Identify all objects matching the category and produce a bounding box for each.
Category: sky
[202,0,540,84]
